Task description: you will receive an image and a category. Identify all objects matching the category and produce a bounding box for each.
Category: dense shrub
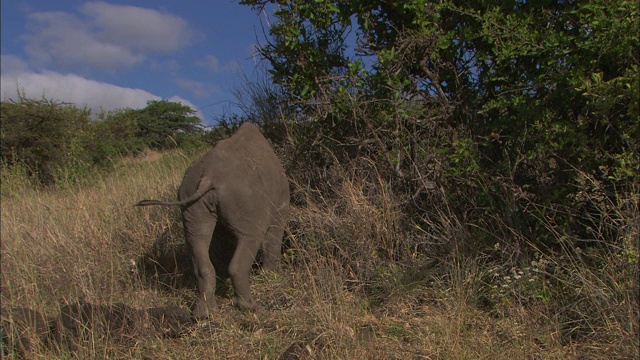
[237,0,639,347]
[88,109,146,164]
[240,0,639,251]
[1,96,207,190]
[1,96,92,185]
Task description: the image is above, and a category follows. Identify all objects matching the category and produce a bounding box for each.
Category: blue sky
[1,1,270,125]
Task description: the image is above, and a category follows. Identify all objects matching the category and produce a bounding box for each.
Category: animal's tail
[135,199,185,207]
[135,178,212,208]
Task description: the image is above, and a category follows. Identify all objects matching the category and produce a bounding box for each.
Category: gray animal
[137,123,290,319]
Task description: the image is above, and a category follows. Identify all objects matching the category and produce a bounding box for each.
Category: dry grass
[1,148,637,359]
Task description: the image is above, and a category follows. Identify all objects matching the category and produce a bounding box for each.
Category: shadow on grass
[134,228,196,293]
[1,301,193,357]
[133,224,249,298]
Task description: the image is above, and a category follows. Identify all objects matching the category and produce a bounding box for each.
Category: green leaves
[131,100,203,149]
[0,96,92,185]
[0,97,204,188]
[241,0,638,249]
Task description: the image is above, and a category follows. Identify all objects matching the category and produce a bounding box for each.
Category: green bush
[0,96,92,185]
[1,96,207,189]
[129,100,205,150]
[241,0,639,251]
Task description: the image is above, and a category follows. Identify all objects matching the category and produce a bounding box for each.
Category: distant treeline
[1,96,217,187]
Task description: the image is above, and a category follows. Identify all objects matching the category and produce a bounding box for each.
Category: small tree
[1,95,92,185]
[130,100,204,149]
[85,109,145,165]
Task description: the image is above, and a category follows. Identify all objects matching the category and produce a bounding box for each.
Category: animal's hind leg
[228,235,261,310]
[261,224,284,271]
[182,203,217,319]
[262,205,288,271]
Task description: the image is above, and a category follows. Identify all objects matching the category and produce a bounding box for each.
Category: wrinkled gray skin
[137,123,289,319]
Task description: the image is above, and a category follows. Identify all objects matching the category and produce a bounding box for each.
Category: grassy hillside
[1,147,637,359]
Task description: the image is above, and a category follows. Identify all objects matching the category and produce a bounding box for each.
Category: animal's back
[218,122,275,161]
[213,122,285,181]
[187,123,288,210]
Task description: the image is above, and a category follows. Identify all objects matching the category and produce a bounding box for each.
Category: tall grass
[1,150,193,357]
[1,148,637,358]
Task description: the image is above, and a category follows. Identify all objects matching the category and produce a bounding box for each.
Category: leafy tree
[1,95,92,185]
[129,100,204,149]
[241,0,639,247]
[85,109,146,165]
[1,97,206,188]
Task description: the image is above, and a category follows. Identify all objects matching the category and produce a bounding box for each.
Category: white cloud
[23,2,193,70]
[1,59,203,119]
[81,2,192,53]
